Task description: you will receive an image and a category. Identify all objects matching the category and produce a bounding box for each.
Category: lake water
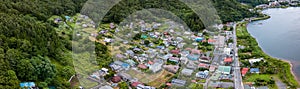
[247,7,300,82]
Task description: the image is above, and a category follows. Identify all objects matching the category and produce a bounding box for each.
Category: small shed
[250,68,260,73]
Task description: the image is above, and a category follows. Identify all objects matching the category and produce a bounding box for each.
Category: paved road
[232,23,244,89]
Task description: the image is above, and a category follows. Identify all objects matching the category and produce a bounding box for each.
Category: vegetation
[236,22,299,88]
[237,0,269,7]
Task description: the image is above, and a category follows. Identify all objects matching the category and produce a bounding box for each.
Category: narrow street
[233,23,244,89]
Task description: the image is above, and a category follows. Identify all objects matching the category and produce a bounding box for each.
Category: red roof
[198,63,209,68]
[138,64,147,69]
[191,49,201,54]
[148,61,154,65]
[111,76,121,83]
[131,82,143,87]
[208,39,216,43]
[166,83,172,86]
[170,50,180,54]
[241,68,249,76]
[224,57,233,62]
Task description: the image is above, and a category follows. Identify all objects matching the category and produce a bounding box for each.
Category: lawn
[127,69,173,87]
[244,74,272,82]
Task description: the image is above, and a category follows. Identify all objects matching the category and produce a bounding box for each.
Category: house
[249,58,263,66]
[198,63,210,69]
[191,49,201,54]
[125,59,136,66]
[115,54,126,59]
[137,84,156,89]
[214,36,225,47]
[170,49,180,54]
[171,79,186,86]
[207,39,216,44]
[181,68,194,76]
[131,82,143,88]
[241,68,249,76]
[187,54,200,61]
[217,66,231,74]
[138,64,148,69]
[164,65,180,73]
[195,37,204,42]
[224,57,233,63]
[20,82,36,89]
[111,76,122,83]
[223,48,231,55]
[186,62,197,69]
[110,63,122,71]
[196,70,209,79]
[99,85,113,89]
[250,68,260,73]
[257,86,269,89]
[118,73,132,81]
[168,57,180,63]
[209,65,216,72]
[149,62,163,73]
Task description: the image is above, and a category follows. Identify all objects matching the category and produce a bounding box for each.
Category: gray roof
[99,85,113,89]
[181,68,194,76]
[171,79,186,86]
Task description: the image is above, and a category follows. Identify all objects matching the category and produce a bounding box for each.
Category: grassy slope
[236,21,299,88]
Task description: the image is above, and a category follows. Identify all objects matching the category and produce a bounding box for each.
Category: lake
[247,7,300,82]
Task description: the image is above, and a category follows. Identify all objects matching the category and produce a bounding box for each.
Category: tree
[0,70,20,89]
[118,82,129,89]
[30,56,56,81]
[16,59,37,81]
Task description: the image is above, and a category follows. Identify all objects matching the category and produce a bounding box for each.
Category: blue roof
[187,54,200,61]
[250,68,259,73]
[20,82,35,88]
[122,63,130,68]
[65,16,71,20]
[195,37,204,42]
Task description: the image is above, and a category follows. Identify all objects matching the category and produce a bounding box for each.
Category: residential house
[209,65,216,72]
[257,86,269,89]
[164,65,180,73]
[196,70,209,79]
[249,58,263,66]
[125,59,136,66]
[187,54,200,61]
[138,64,148,69]
[198,63,210,69]
[118,73,132,82]
[241,68,249,76]
[171,79,186,86]
[149,62,163,73]
[111,76,122,83]
[186,62,197,70]
[250,68,260,73]
[20,82,36,89]
[181,68,194,76]
[224,57,233,64]
[99,85,113,89]
[131,82,143,88]
[169,57,180,63]
[223,48,231,55]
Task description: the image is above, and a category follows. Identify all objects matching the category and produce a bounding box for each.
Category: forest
[0,0,257,88]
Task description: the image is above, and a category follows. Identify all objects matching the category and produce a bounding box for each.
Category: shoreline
[281,59,300,84]
[246,14,300,85]
[237,20,300,87]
